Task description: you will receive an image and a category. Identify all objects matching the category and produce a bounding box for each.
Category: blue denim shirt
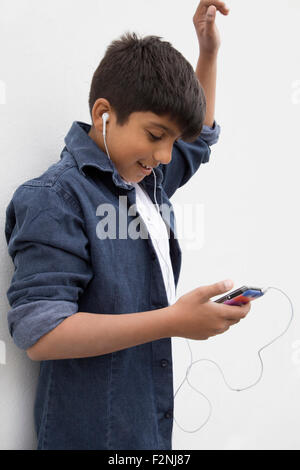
[5,120,220,450]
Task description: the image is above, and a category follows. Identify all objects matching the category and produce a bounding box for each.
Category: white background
[0,0,299,450]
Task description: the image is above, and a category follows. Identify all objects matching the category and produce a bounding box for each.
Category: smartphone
[214,286,264,306]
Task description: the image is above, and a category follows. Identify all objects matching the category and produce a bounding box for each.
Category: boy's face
[88,105,182,184]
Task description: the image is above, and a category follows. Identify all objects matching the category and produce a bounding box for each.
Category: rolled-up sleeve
[200,120,221,147]
[5,184,94,350]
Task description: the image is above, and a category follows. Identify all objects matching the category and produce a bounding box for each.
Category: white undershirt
[130,182,176,306]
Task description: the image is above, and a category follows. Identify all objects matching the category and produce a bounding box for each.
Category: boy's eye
[147,132,162,141]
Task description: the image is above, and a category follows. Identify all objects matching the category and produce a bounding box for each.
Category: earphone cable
[103,133,174,306]
[172,286,294,433]
[152,169,176,306]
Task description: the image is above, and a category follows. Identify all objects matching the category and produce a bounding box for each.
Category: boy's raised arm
[158,2,228,199]
[193,0,230,127]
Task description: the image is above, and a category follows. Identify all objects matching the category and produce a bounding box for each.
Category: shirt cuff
[7,300,78,350]
[200,120,221,146]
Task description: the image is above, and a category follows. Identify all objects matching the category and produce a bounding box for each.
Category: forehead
[130,111,181,138]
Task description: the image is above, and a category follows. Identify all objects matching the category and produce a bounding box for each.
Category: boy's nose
[153,149,172,166]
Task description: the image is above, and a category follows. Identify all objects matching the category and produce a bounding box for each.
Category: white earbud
[102,113,111,160]
[102,113,109,137]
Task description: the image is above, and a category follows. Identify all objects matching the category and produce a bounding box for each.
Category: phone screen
[215,286,264,306]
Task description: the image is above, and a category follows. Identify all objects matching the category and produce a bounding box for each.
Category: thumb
[206,5,217,25]
[200,280,234,303]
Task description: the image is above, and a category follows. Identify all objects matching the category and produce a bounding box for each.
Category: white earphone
[102,112,109,137]
[102,113,110,160]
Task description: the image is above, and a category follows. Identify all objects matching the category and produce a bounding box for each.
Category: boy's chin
[128,173,146,183]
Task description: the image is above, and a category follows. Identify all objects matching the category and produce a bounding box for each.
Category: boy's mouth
[137,161,152,175]
[138,161,152,170]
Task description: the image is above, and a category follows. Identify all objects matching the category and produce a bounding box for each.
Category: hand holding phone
[169,281,252,341]
[214,286,264,306]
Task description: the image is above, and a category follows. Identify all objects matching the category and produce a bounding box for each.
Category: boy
[5,1,250,450]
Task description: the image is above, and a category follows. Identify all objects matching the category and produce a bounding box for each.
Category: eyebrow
[147,121,179,138]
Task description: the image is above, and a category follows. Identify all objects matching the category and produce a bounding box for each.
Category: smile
[137,161,153,175]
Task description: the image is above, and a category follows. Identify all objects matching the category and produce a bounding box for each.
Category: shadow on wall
[0,80,6,105]
[0,341,6,364]
[1,250,39,450]
[0,339,40,450]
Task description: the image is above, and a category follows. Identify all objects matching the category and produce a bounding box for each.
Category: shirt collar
[64,121,163,190]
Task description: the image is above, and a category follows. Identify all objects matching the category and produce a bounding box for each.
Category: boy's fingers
[194,0,230,18]
[225,319,241,328]
[221,302,252,321]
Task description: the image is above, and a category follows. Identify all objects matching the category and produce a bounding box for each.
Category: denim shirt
[5,120,220,450]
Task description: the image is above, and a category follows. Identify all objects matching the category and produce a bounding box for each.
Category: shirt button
[164,410,173,419]
[161,359,169,368]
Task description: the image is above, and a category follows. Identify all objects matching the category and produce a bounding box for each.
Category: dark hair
[88,32,206,142]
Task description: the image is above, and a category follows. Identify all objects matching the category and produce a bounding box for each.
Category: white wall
[1,0,299,450]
